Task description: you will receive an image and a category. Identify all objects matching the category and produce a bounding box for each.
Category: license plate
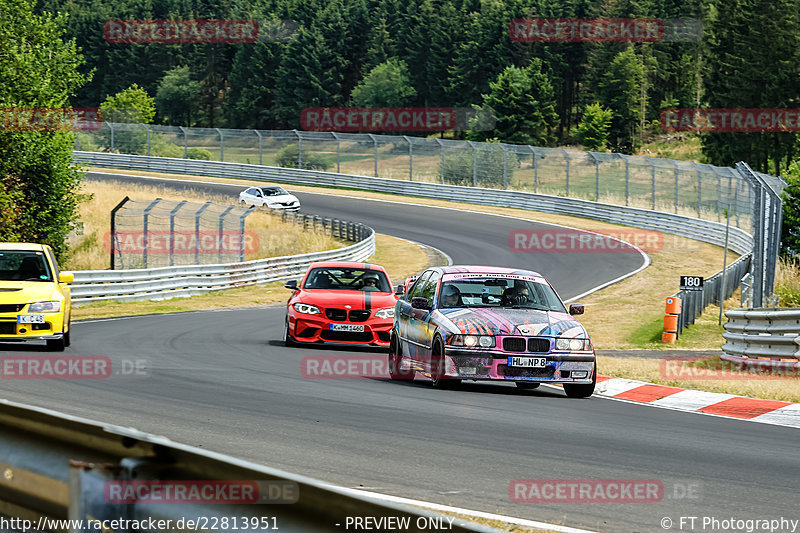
[508,356,546,368]
[330,323,365,332]
[17,315,45,324]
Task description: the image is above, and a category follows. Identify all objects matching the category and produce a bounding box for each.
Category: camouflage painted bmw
[388,265,596,397]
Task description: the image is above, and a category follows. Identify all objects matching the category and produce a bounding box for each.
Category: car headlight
[375,307,394,319]
[293,302,321,315]
[28,301,61,313]
[450,334,495,348]
[555,338,591,351]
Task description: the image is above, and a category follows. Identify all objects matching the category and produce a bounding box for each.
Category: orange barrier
[665,296,681,315]
[664,314,679,333]
[662,332,677,344]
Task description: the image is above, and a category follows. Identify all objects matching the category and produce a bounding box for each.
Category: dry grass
[71,232,430,321]
[774,257,800,307]
[66,180,344,271]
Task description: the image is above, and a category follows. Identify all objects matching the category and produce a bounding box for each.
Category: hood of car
[299,289,397,309]
[266,194,298,203]
[437,307,587,338]
[0,281,60,303]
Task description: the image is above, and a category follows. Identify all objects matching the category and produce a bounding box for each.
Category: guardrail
[721,308,800,369]
[0,399,494,533]
[71,213,374,303]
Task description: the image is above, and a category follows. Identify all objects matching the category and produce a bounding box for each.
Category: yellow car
[0,243,74,351]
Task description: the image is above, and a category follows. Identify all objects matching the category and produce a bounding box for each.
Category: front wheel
[430,341,460,389]
[388,334,414,381]
[47,337,66,352]
[563,367,596,398]
[283,317,296,347]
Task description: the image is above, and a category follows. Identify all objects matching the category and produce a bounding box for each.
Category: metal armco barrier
[674,254,753,335]
[0,399,495,533]
[722,308,800,369]
[71,214,374,303]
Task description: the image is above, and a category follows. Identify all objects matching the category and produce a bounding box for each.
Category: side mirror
[59,272,74,283]
[395,285,405,295]
[411,297,430,310]
[284,280,298,290]
[569,303,584,315]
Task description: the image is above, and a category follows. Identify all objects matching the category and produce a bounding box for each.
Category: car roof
[0,243,48,252]
[437,265,544,277]
[306,261,388,273]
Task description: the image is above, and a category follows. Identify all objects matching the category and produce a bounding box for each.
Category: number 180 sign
[680,276,704,291]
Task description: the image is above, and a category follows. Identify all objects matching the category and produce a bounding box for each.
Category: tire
[563,366,596,398]
[283,317,297,347]
[430,340,460,389]
[63,317,71,347]
[388,334,414,381]
[515,382,540,390]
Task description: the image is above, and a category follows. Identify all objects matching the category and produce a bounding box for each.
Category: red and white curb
[594,376,800,428]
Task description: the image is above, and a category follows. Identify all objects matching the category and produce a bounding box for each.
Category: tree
[780,160,800,257]
[466,59,559,146]
[99,84,156,154]
[596,47,644,153]
[155,66,201,126]
[573,103,613,151]
[0,0,89,260]
[350,59,416,107]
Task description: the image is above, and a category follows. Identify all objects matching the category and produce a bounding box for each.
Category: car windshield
[439,277,566,312]
[261,187,288,196]
[303,268,391,292]
[0,251,53,282]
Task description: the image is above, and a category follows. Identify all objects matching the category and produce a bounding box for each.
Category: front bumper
[289,315,392,346]
[442,347,595,383]
[0,313,65,342]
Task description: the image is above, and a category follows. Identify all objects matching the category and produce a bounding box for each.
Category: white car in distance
[239,186,301,211]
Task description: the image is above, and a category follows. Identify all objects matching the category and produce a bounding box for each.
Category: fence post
[255,130,263,165]
[690,161,702,219]
[109,196,130,270]
[239,207,254,262]
[141,198,162,269]
[195,202,212,265]
[530,146,539,193]
[293,130,302,169]
[467,141,477,187]
[561,148,570,196]
[670,160,680,214]
[588,152,599,201]
[368,133,378,177]
[502,145,508,189]
[179,126,188,158]
[218,205,236,264]
[144,125,151,156]
[435,138,444,184]
[620,154,630,206]
[332,132,341,173]
[403,135,413,181]
[649,157,656,210]
[108,122,115,152]
[169,200,188,267]
[216,128,224,161]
